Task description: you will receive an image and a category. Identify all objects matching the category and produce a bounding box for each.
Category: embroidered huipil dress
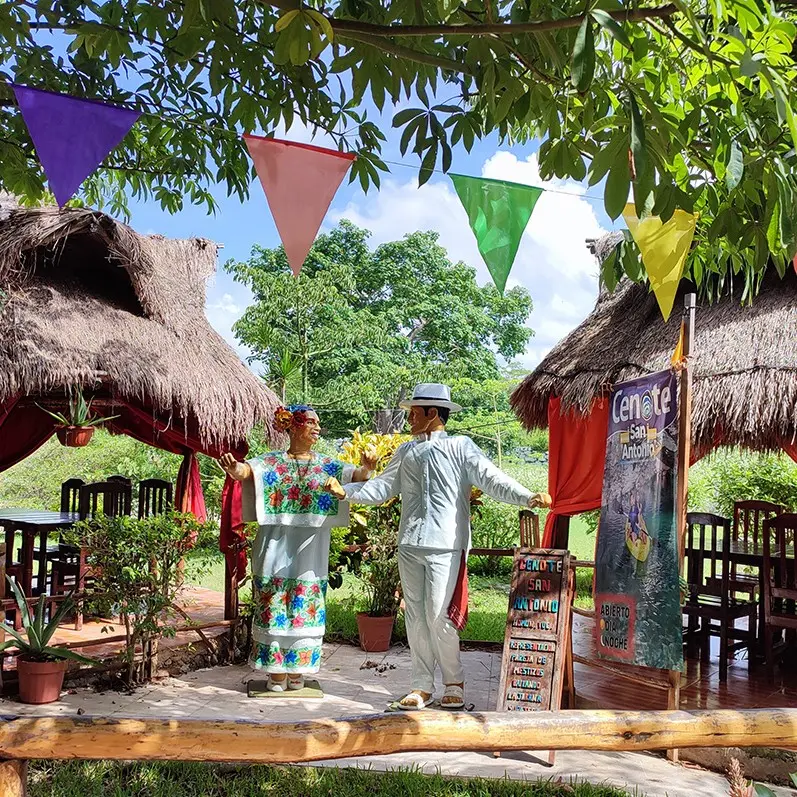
[248,451,354,674]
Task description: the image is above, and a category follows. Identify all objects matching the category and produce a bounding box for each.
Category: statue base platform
[247,679,324,699]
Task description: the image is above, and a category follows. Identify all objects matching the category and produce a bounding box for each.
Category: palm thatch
[511,234,797,453]
[0,201,279,448]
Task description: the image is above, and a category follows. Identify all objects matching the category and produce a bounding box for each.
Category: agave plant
[38,387,118,429]
[0,576,97,664]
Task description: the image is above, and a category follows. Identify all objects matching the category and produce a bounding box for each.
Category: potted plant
[340,430,409,652]
[1,577,97,704]
[353,503,402,652]
[38,388,119,447]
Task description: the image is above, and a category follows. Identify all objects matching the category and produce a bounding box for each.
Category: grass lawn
[28,761,633,797]
[184,515,596,646]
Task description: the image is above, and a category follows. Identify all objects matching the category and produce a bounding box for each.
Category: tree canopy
[226,220,533,429]
[1,1,796,297]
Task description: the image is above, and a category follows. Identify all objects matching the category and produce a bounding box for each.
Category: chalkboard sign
[496,548,573,716]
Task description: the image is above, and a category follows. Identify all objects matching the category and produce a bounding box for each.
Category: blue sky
[120,103,620,375]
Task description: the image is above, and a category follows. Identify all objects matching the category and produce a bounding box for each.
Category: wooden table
[0,509,80,601]
[685,537,795,657]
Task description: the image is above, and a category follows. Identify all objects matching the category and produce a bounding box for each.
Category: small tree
[70,511,208,687]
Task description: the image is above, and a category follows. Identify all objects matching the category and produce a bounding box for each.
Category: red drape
[785,443,797,464]
[0,394,247,575]
[220,476,247,580]
[542,397,609,547]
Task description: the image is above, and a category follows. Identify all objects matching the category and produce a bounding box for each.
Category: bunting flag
[12,84,141,207]
[622,204,697,322]
[670,320,686,368]
[244,135,356,276]
[449,174,542,293]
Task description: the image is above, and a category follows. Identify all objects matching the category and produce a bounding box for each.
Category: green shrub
[688,449,797,517]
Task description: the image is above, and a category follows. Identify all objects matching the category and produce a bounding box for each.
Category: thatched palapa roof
[0,199,279,448]
[511,235,797,454]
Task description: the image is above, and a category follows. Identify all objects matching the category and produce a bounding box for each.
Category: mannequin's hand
[218,453,251,482]
[527,492,552,509]
[324,476,347,500]
[360,445,378,474]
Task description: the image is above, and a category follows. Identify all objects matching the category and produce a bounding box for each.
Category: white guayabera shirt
[343,431,533,552]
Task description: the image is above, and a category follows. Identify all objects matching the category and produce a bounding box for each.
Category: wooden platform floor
[570,613,797,710]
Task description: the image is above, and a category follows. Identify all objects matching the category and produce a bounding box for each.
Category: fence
[1,708,796,795]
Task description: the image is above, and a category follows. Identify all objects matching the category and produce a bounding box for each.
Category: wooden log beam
[0,760,26,797]
[1,709,796,764]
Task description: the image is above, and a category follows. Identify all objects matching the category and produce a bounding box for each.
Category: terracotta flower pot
[356,612,395,653]
[17,657,67,704]
[56,426,95,447]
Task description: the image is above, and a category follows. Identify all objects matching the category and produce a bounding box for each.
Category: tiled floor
[2,644,794,797]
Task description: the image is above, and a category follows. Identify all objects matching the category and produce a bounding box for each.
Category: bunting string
[6,82,695,310]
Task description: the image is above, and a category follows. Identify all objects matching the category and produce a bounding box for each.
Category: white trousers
[398,546,465,693]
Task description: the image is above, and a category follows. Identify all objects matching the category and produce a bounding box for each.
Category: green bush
[688,449,797,517]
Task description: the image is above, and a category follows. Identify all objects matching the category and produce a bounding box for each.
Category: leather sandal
[440,684,465,709]
[398,691,433,710]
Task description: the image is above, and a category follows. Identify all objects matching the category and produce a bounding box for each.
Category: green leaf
[571,17,595,93]
[392,108,425,128]
[752,785,777,797]
[789,773,797,789]
[418,143,437,187]
[590,10,632,49]
[605,156,631,220]
[305,9,333,41]
[726,141,744,190]
[601,247,620,291]
[41,646,99,666]
[275,10,300,32]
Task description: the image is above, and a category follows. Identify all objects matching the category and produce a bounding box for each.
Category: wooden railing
[1,708,796,795]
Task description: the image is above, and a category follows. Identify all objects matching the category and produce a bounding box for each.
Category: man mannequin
[326,383,550,710]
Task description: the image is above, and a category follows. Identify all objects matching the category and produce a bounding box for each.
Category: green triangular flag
[450,174,543,292]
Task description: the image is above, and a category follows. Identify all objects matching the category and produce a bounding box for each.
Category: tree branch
[259,2,678,37]
[337,31,475,75]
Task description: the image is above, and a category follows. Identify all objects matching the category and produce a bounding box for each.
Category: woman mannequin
[219,405,375,691]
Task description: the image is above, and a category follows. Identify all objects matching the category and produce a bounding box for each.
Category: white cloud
[330,150,608,370]
[205,285,259,371]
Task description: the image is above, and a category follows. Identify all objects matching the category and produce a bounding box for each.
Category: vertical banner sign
[497,548,572,713]
[594,370,683,670]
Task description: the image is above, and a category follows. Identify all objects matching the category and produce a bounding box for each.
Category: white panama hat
[399,383,462,413]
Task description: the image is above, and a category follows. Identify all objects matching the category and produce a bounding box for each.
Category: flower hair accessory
[273,404,315,433]
[273,407,294,432]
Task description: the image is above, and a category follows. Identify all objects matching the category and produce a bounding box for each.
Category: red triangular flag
[243,135,356,276]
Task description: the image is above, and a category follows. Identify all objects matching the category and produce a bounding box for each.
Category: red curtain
[542,397,609,547]
[0,394,248,575]
[785,443,797,464]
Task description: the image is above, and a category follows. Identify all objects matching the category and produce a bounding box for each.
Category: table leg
[35,529,48,597]
[20,529,34,599]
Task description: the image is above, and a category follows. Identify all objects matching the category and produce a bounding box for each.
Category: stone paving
[1,644,791,797]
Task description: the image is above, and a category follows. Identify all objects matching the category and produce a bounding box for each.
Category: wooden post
[0,760,26,797]
[667,292,696,763]
[676,292,696,564]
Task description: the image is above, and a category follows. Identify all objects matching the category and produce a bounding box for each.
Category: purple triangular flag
[12,85,141,206]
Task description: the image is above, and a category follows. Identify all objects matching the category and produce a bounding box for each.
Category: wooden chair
[682,512,758,681]
[762,513,797,681]
[50,481,132,630]
[138,479,173,519]
[24,479,85,596]
[729,500,785,592]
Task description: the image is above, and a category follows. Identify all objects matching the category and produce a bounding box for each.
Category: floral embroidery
[251,640,323,673]
[253,575,327,632]
[257,452,345,517]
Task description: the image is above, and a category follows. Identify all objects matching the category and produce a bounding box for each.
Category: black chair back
[138,479,173,518]
[60,478,85,514]
[78,481,132,519]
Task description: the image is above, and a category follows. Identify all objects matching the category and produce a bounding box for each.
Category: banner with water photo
[594,369,683,671]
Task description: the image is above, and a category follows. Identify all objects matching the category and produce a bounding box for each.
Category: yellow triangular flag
[671,320,685,367]
[623,204,697,321]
